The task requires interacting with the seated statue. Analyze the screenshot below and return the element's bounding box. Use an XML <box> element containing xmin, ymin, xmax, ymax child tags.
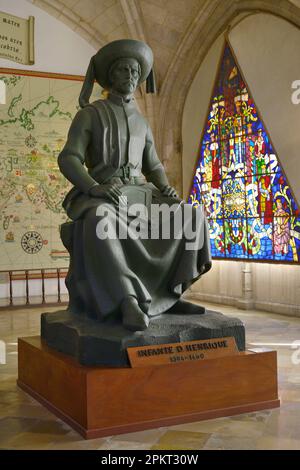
<box><xmin>57</xmin><ymin>39</ymin><xmax>212</xmax><ymax>332</ymax></box>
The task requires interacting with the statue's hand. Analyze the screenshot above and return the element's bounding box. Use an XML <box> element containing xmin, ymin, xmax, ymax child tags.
<box><xmin>161</xmin><ymin>185</ymin><xmax>179</xmax><ymax>198</ymax></box>
<box><xmin>89</xmin><ymin>183</ymin><xmax>126</xmax><ymax>206</ymax></box>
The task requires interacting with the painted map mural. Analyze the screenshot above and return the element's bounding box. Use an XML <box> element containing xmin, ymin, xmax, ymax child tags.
<box><xmin>0</xmin><ymin>71</ymin><xmax>99</xmax><ymax>270</ymax></box>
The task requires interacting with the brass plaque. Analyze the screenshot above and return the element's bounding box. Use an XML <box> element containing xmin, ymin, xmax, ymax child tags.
<box><xmin>127</xmin><ymin>337</ymin><xmax>239</xmax><ymax>368</ymax></box>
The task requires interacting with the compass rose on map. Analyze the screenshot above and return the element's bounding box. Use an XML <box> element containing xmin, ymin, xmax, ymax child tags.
<box><xmin>21</xmin><ymin>231</ymin><xmax>43</xmax><ymax>254</ymax></box>
<box><xmin>25</xmin><ymin>134</ymin><xmax>37</xmax><ymax>148</ymax></box>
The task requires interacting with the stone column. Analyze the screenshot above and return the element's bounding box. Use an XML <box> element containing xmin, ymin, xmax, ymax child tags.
<box><xmin>237</xmin><ymin>262</ymin><xmax>254</xmax><ymax>310</ymax></box>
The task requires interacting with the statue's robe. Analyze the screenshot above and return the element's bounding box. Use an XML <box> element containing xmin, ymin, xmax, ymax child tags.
<box><xmin>58</xmin><ymin>93</ymin><xmax>211</xmax><ymax>320</ymax></box>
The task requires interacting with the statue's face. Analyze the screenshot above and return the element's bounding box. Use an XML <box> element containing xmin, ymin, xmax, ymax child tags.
<box><xmin>109</xmin><ymin>58</ymin><xmax>140</xmax><ymax>95</ymax></box>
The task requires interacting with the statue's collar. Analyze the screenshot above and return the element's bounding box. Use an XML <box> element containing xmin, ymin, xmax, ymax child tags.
<box><xmin>108</xmin><ymin>92</ymin><xmax>135</xmax><ymax>107</ymax></box>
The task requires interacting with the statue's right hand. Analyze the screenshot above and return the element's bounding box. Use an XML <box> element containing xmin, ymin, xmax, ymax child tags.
<box><xmin>88</xmin><ymin>183</ymin><xmax>126</xmax><ymax>206</ymax></box>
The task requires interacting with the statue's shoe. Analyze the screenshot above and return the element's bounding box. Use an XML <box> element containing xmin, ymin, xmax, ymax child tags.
<box><xmin>122</xmin><ymin>296</ymin><xmax>150</xmax><ymax>331</ymax></box>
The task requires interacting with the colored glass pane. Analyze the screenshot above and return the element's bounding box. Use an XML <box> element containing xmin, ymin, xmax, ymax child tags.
<box><xmin>189</xmin><ymin>41</ymin><xmax>300</xmax><ymax>262</ymax></box>
<box><xmin>225</xmin><ymin>218</ymin><xmax>248</xmax><ymax>259</ymax></box>
<box><xmin>207</xmin><ymin>219</ymin><xmax>225</xmax><ymax>258</ymax></box>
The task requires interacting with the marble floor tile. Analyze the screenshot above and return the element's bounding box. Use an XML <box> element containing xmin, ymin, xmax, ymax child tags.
<box><xmin>229</xmin><ymin>410</ymin><xmax>272</xmax><ymax>423</ymax></box>
<box><xmin>110</xmin><ymin>428</ymin><xmax>166</xmax><ymax>445</ymax></box>
<box><xmin>0</xmin><ymin>403</ymin><xmax>59</xmax><ymax>420</ymax></box>
<box><xmin>263</xmin><ymin>410</ymin><xmax>300</xmax><ymax>439</ymax></box>
<box><xmin>151</xmin><ymin>430</ymin><xmax>211</xmax><ymax>450</ymax></box>
<box><xmin>47</xmin><ymin>437</ymin><xmax>111</xmax><ymax>450</ymax></box>
<box><xmin>0</xmin><ymin>416</ymin><xmax>38</xmax><ymax>437</ymax></box>
<box><xmin>203</xmin><ymin>434</ymin><xmax>259</xmax><ymax>450</ymax></box>
<box><xmin>169</xmin><ymin>417</ymin><xmax>266</xmax><ymax>438</ymax></box>
<box><xmin>98</xmin><ymin>440</ymin><xmax>152</xmax><ymax>450</ymax></box>
<box><xmin>280</xmin><ymin>401</ymin><xmax>300</xmax><ymax>413</ymax></box>
<box><xmin>256</xmin><ymin>436</ymin><xmax>300</xmax><ymax>450</ymax></box>
<box><xmin>168</xmin><ymin>418</ymin><xmax>229</xmax><ymax>434</ymax></box>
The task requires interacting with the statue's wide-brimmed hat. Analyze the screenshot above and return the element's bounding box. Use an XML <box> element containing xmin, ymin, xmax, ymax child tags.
<box><xmin>94</xmin><ymin>39</ymin><xmax>153</xmax><ymax>88</ymax></box>
<box><xmin>79</xmin><ymin>39</ymin><xmax>154</xmax><ymax>108</ymax></box>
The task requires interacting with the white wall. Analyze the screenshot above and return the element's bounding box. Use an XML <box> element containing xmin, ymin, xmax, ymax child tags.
<box><xmin>182</xmin><ymin>34</ymin><xmax>224</xmax><ymax>199</ymax></box>
<box><xmin>183</xmin><ymin>13</ymin><xmax>300</xmax><ymax>316</ymax></box>
<box><xmin>0</xmin><ymin>0</ymin><xmax>96</xmax><ymax>75</ymax></box>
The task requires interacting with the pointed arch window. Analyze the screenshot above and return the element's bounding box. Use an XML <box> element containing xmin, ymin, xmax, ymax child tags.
<box><xmin>188</xmin><ymin>41</ymin><xmax>300</xmax><ymax>262</ymax></box>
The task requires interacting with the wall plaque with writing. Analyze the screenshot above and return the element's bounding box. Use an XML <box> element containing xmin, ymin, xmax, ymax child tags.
<box><xmin>127</xmin><ymin>337</ymin><xmax>239</xmax><ymax>368</ymax></box>
<box><xmin>0</xmin><ymin>11</ymin><xmax>34</xmax><ymax>65</ymax></box>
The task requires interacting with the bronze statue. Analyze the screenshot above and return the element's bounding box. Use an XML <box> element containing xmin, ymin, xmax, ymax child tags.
<box><xmin>57</xmin><ymin>39</ymin><xmax>211</xmax><ymax>332</ymax></box>
<box><xmin>41</xmin><ymin>40</ymin><xmax>246</xmax><ymax>366</ymax></box>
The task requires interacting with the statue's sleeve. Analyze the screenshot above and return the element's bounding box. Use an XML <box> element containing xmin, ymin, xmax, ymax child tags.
<box><xmin>142</xmin><ymin>124</ymin><xmax>169</xmax><ymax>190</ymax></box>
<box><xmin>58</xmin><ymin>107</ymin><xmax>98</xmax><ymax>194</ymax></box>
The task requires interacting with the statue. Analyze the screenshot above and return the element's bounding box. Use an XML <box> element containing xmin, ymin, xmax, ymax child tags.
<box><xmin>41</xmin><ymin>39</ymin><xmax>245</xmax><ymax>365</ymax></box>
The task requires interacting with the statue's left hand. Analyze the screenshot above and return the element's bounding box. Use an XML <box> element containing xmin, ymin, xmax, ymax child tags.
<box><xmin>89</xmin><ymin>183</ymin><xmax>127</xmax><ymax>206</ymax></box>
<box><xmin>161</xmin><ymin>185</ymin><xmax>179</xmax><ymax>198</ymax></box>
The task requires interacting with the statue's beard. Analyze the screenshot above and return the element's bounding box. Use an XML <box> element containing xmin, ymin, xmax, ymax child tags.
<box><xmin>112</xmin><ymin>79</ymin><xmax>136</xmax><ymax>95</ymax></box>
<box><xmin>122</xmin><ymin>81</ymin><xmax>136</xmax><ymax>93</ymax></box>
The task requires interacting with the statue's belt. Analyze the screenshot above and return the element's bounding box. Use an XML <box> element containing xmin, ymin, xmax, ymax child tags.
<box><xmin>112</xmin><ymin>166</ymin><xmax>142</xmax><ymax>179</ymax></box>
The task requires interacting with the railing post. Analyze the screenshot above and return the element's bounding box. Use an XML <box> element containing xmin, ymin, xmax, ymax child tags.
<box><xmin>0</xmin><ymin>267</ymin><xmax>68</xmax><ymax>308</ymax></box>
<box><xmin>8</xmin><ymin>271</ymin><xmax>13</xmax><ymax>306</ymax></box>
<box><xmin>25</xmin><ymin>270</ymin><xmax>29</xmax><ymax>305</ymax></box>
<box><xmin>41</xmin><ymin>269</ymin><xmax>45</xmax><ymax>304</ymax></box>
<box><xmin>57</xmin><ymin>268</ymin><xmax>61</xmax><ymax>303</ymax></box>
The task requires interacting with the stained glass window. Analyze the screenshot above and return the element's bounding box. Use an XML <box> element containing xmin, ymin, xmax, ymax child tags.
<box><xmin>188</xmin><ymin>42</ymin><xmax>300</xmax><ymax>262</ymax></box>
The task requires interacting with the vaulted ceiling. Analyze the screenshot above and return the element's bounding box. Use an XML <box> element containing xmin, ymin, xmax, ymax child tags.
<box><xmin>29</xmin><ymin>0</ymin><xmax>207</xmax><ymax>87</ymax></box>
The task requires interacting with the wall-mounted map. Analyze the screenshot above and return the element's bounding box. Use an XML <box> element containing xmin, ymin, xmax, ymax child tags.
<box><xmin>0</xmin><ymin>69</ymin><xmax>99</xmax><ymax>271</ymax></box>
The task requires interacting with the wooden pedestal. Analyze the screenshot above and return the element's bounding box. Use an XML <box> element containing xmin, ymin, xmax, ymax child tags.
<box><xmin>17</xmin><ymin>336</ymin><xmax>280</xmax><ymax>439</ymax></box>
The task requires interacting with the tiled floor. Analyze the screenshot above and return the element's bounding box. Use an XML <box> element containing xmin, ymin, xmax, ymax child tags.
<box><xmin>0</xmin><ymin>301</ymin><xmax>300</xmax><ymax>450</ymax></box>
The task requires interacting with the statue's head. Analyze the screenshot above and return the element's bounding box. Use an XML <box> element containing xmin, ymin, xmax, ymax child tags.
<box><xmin>79</xmin><ymin>39</ymin><xmax>154</xmax><ymax>107</ymax></box>
<box><xmin>108</xmin><ymin>57</ymin><xmax>141</xmax><ymax>95</ymax></box>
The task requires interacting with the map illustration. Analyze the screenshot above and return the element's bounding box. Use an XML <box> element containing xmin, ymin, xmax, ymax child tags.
<box><xmin>0</xmin><ymin>71</ymin><xmax>99</xmax><ymax>270</ymax></box>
